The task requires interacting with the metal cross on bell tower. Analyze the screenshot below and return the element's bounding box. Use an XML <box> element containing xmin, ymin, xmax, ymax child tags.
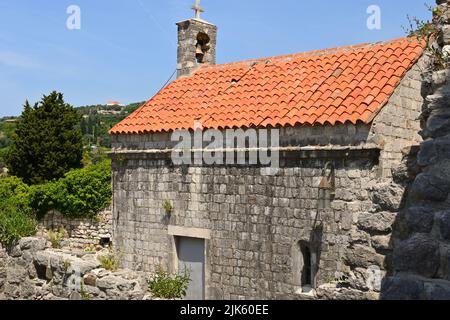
<box><xmin>192</xmin><ymin>0</ymin><xmax>204</xmax><ymax>20</ymax></box>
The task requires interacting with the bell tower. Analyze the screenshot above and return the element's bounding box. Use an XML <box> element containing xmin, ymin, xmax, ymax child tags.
<box><xmin>176</xmin><ymin>0</ymin><xmax>217</xmax><ymax>78</ymax></box>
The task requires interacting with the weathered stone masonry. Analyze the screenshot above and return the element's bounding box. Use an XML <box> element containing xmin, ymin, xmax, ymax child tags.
<box><xmin>381</xmin><ymin>0</ymin><xmax>450</xmax><ymax>300</ymax></box>
<box><xmin>110</xmin><ymin>53</ymin><xmax>427</xmax><ymax>299</ymax></box>
<box><xmin>0</xmin><ymin>238</ymin><xmax>148</xmax><ymax>300</ymax></box>
<box><xmin>37</xmin><ymin>209</ymin><xmax>112</xmax><ymax>248</ymax></box>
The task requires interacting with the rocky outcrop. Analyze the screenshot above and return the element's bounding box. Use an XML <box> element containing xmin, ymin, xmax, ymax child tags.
<box><xmin>357</xmin><ymin>212</ymin><xmax>396</xmax><ymax>233</ymax></box>
<box><xmin>315</xmin><ymin>283</ymin><xmax>380</xmax><ymax>300</ymax></box>
<box><xmin>393</xmin><ymin>234</ymin><xmax>441</xmax><ymax>278</ymax></box>
<box><xmin>382</xmin><ymin>0</ymin><xmax>450</xmax><ymax>300</ymax></box>
<box><xmin>0</xmin><ymin>238</ymin><xmax>149</xmax><ymax>300</ymax></box>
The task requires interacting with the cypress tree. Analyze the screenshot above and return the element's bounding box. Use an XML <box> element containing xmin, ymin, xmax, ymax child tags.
<box><xmin>6</xmin><ymin>91</ymin><xmax>83</xmax><ymax>184</ymax></box>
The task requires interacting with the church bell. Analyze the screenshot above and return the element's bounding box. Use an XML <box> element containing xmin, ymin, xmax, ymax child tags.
<box><xmin>196</xmin><ymin>43</ymin><xmax>205</xmax><ymax>60</ymax></box>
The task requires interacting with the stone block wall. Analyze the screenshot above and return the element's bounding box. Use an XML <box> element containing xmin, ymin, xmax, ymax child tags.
<box><xmin>111</xmin><ymin>148</ymin><xmax>399</xmax><ymax>299</ymax></box>
<box><xmin>37</xmin><ymin>209</ymin><xmax>112</xmax><ymax>248</ymax></box>
<box><xmin>370</xmin><ymin>54</ymin><xmax>428</xmax><ymax>179</ymax></box>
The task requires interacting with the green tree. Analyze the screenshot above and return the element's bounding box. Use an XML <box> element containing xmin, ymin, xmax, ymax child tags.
<box><xmin>6</xmin><ymin>91</ymin><xmax>83</xmax><ymax>184</ymax></box>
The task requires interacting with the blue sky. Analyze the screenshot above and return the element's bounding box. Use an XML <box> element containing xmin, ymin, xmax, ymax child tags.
<box><xmin>0</xmin><ymin>0</ymin><xmax>433</xmax><ymax>117</ymax></box>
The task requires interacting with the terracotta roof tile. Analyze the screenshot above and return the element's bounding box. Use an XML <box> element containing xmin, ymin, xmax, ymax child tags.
<box><xmin>110</xmin><ymin>37</ymin><xmax>425</xmax><ymax>134</ymax></box>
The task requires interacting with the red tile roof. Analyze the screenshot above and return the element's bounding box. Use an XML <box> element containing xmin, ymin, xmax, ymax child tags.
<box><xmin>110</xmin><ymin>37</ymin><xmax>424</xmax><ymax>134</ymax></box>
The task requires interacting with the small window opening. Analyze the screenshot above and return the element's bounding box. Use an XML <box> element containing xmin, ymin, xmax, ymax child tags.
<box><xmin>196</xmin><ymin>32</ymin><xmax>211</xmax><ymax>64</ymax></box>
<box><xmin>300</xmin><ymin>243</ymin><xmax>312</xmax><ymax>286</ymax></box>
<box><xmin>99</xmin><ymin>237</ymin><xmax>111</xmax><ymax>247</ymax></box>
<box><xmin>293</xmin><ymin>241</ymin><xmax>316</xmax><ymax>293</ymax></box>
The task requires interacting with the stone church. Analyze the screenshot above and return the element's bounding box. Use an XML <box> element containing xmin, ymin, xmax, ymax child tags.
<box><xmin>109</xmin><ymin>5</ymin><xmax>428</xmax><ymax>300</ymax></box>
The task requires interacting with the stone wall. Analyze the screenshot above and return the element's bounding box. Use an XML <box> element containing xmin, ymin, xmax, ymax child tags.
<box><xmin>0</xmin><ymin>238</ymin><xmax>148</xmax><ymax>300</ymax></box>
<box><xmin>381</xmin><ymin>0</ymin><xmax>450</xmax><ymax>300</ymax></box>
<box><xmin>111</xmin><ymin>147</ymin><xmax>402</xmax><ymax>299</ymax></box>
<box><xmin>370</xmin><ymin>55</ymin><xmax>427</xmax><ymax>179</ymax></box>
<box><xmin>37</xmin><ymin>209</ymin><xmax>112</xmax><ymax>249</ymax></box>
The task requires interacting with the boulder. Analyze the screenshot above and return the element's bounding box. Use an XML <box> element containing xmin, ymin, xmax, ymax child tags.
<box><xmin>418</xmin><ymin>136</ymin><xmax>450</xmax><ymax>167</ymax></box>
<box><xmin>344</xmin><ymin>245</ymin><xmax>385</xmax><ymax>268</ymax></box>
<box><xmin>34</xmin><ymin>250</ymin><xmax>100</xmax><ymax>275</ymax></box>
<box><xmin>18</xmin><ymin>238</ymin><xmax>47</xmax><ymax>252</ymax></box>
<box><xmin>404</xmin><ymin>206</ymin><xmax>436</xmax><ymax>234</ymax></box>
<box><xmin>369</xmin><ymin>183</ymin><xmax>404</xmax><ymax>212</ymax></box>
<box><xmin>83</xmin><ymin>273</ymin><xmax>97</xmax><ymax>287</ymax></box>
<box><xmin>409</xmin><ymin>173</ymin><xmax>450</xmax><ymax>202</ymax></box>
<box><xmin>69</xmin><ymin>291</ymin><xmax>82</xmax><ymax>300</ymax></box>
<box><xmin>357</xmin><ymin>212</ymin><xmax>396</xmax><ymax>233</ymax></box>
<box><xmin>316</xmin><ymin>284</ymin><xmax>378</xmax><ymax>300</ymax></box>
<box><xmin>436</xmin><ymin>210</ymin><xmax>450</xmax><ymax>240</ymax></box>
<box><xmin>84</xmin><ymin>285</ymin><xmax>101</xmax><ymax>298</ymax></box>
<box><xmin>425</xmin><ymin>281</ymin><xmax>450</xmax><ymax>300</ymax></box>
<box><xmin>371</xmin><ymin>235</ymin><xmax>392</xmax><ymax>251</ymax></box>
<box><xmin>97</xmin><ymin>275</ymin><xmax>135</xmax><ymax>291</ymax></box>
<box><xmin>8</xmin><ymin>243</ymin><xmax>23</xmax><ymax>258</ymax></box>
<box><xmin>6</xmin><ymin>265</ymin><xmax>28</xmax><ymax>285</ymax></box>
<box><xmin>393</xmin><ymin>234</ymin><xmax>440</xmax><ymax>278</ymax></box>
<box><xmin>381</xmin><ymin>276</ymin><xmax>425</xmax><ymax>300</ymax></box>
<box><xmin>91</xmin><ymin>268</ymin><xmax>112</xmax><ymax>279</ymax></box>
<box><xmin>20</xmin><ymin>282</ymin><xmax>36</xmax><ymax>299</ymax></box>
<box><xmin>425</xmin><ymin>108</ymin><xmax>450</xmax><ymax>138</ymax></box>
<box><xmin>415</xmin><ymin>160</ymin><xmax>450</xmax><ymax>198</ymax></box>
<box><xmin>350</xmin><ymin>266</ymin><xmax>386</xmax><ymax>293</ymax></box>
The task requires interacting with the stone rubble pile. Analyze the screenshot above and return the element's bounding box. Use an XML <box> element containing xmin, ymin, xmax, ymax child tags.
<box><xmin>0</xmin><ymin>238</ymin><xmax>149</xmax><ymax>300</ymax></box>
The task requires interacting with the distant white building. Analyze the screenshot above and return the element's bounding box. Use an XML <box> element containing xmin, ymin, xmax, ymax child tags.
<box><xmin>106</xmin><ymin>101</ymin><xmax>124</xmax><ymax>107</ymax></box>
<box><xmin>98</xmin><ymin>110</ymin><xmax>122</xmax><ymax>115</ymax></box>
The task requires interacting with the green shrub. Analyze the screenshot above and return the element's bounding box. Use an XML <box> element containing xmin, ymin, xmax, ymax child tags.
<box><xmin>28</xmin><ymin>160</ymin><xmax>112</xmax><ymax>219</ymax></box>
<box><xmin>0</xmin><ymin>200</ymin><xmax>36</xmax><ymax>245</ymax></box>
<box><xmin>0</xmin><ymin>176</ymin><xmax>30</xmax><ymax>210</ymax></box>
<box><xmin>62</xmin><ymin>259</ymin><xmax>71</xmax><ymax>272</ymax></box>
<box><xmin>80</xmin><ymin>283</ymin><xmax>92</xmax><ymax>300</ymax></box>
<box><xmin>97</xmin><ymin>249</ymin><xmax>120</xmax><ymax>271</ymax></box>
<box><xmin>0</xmin><ymin>160</ymin><xmax>111</xmax><ymax>224</ymax></box>
<box><xmin>47</xmin><ymin>227</ymin><xmax>66</xmax><ymax>249</ymax></box>
<box><xmin>148</xmin><ymin>267</ymin><xmax>191</xmax><ymax>299</ymax></box>
<box><xmin>162</xmin><ymin>200</ymin><xmax>173</xmax><ymax>215</ymax></box>
<box><xmin>28</xmin><ymin>182</ymin><xmax>64</xmax><ymax>219</ymax></box>
<box><xmin>0</xmin><ymin>176</ymin><xmax>29</xmax><ymax>200</ymax></box>
<box><xmin>58</xmin><ymin>160</ymin><xmax>111</xmax><ymax>218</ymax></box>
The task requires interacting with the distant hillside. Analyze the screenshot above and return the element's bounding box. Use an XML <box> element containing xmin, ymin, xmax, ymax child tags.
<box><xmin>0</xmin><ymin>101</ymin><xmax>145</xmax><ymax>151</ymax></box>
<box><xmin>77</xmin><ymin>102</ymin><xmax>144</xmax><ymax>116</ymax></box>
<box><xmin>79</xmin><ymin>102</ymin><xmax>145</xmax><ymax>147</ymax></box>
